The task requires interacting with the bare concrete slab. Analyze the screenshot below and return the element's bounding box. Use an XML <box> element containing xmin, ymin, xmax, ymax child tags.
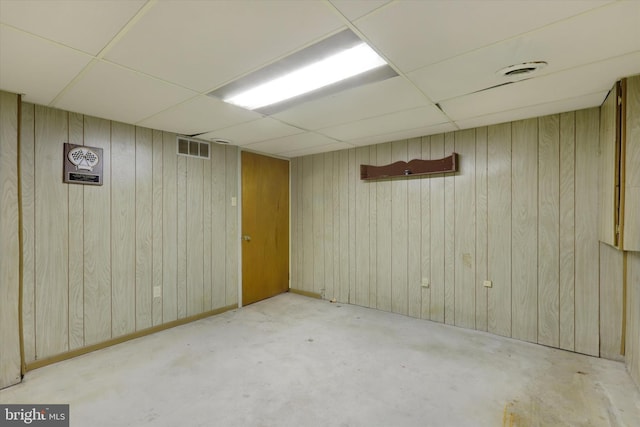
<box><xmin>1</xmin><ymin>293</ymin><xmax>638</xmax><ymax>426</ymax></box>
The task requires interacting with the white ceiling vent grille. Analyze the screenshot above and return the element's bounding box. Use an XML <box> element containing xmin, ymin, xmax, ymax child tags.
<box><xmin>177</xmin><ymin>136</ymin><xmax>210</xmax><ymax>159</ymax></box>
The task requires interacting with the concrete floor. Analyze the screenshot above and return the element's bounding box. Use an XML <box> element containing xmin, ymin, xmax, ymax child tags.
<box><xmin>1</xmin><ymin>293</ymin><xmax>639</xmax><ymax>427</ymax></box>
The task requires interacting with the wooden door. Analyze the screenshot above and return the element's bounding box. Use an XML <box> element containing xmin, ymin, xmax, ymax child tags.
<box><xmin>241</xmin><ymin>151</ymin><xmax>289</xmax><ymax>305</ymax></box>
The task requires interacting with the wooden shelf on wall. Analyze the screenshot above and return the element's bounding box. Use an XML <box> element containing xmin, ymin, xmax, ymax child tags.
<box><xmin>360</xmin><ymin>152</ymin><xmax>458</xmax><ymax>180</ymax></box>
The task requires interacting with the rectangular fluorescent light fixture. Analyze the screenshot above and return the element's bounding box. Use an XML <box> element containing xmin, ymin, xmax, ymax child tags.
<box><xmin>208</xmin><ymin>30</ymin><xmax>397</xmax><ymax>115</ymax></box>
<box><xmin>225</xmin><ymin>43</ymin><xmax>386</xmax><ymax>110</ymax></box>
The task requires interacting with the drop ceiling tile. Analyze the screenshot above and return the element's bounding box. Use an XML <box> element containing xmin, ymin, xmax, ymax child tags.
<box><xmin>273</xmin><ymin>76</ymin><xmax>430</xmax><ymax>130</ymax></box>
<box><xmin>54</xmin><ymin>61</ymin><xmax>197</xmax><ymax>125</ymax></box>
<box><xmin>105</xmin><ymin>0</ymin><xmax>345</xmax><ymax>92</ymax></box>
<box><xmin>0</xmin><ymin>26</ymin><xmax>93</xmax><ymax>105</ymax></box>
<box><xmin>282</xmin><ymin>142</ymin><xmax>355</xmax><ymax>158</ymax></box>
<box><xmin>318</xmin><ymin>105</ymin><xmax>449</xmax><ymax>141</ymax></box>
<box><xmin>440</xmin><ymin>52</ymin><xmax>640</xmax><ymax>121</ymax></box>
<box><xmin>138</xmin><ymin>95</ymin><xmax>260</xmax><ymax>136</ymax></box>
<box><xmin>243</xmin><ymin>132</ymin><xmax>338</xmax><ymax>155</ymax></box>
<box><xmin>454</xmin><ymin>91</ymin><xmax>608</xmax><ymax>130</ymax></box>
<box><xmin>199</xmin><ymin>118</ymin><xmax>304</xmax><ymax>146</ymax></box>
<box><xmin>328</xmin><ymin>0</ymin><xmax>392</xmax><ymax>20</ymax></box>
<box><xmin>409</xmin><ymin>0</ymin><xmax>640</xmax><ymax>102</ymax></box>
<box><xmin>348</xmin><ymin>122</ymin><xmax>458</xmax><ymax>147</ymax></box>
<box><xmin>0</xmin><ymin>0</ymin><xmax>146</xmax><ymax>55</ymax></box>
<box><xmin>354</xmin><ymin>0</ymin><xmax>612</xmax><ymax>73</ymax></box>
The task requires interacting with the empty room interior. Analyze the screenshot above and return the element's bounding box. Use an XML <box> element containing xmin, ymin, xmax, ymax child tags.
<box><xmin>1</xmin><ymin>1</ymin><xmax>640</xmax><ymax>426</ymax></box>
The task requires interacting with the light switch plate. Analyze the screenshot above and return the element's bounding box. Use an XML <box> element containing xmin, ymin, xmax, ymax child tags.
<box><xmin>153</xmin><ymin>286</ymin><xmax>162</xmax><ymax>298</ymax></box>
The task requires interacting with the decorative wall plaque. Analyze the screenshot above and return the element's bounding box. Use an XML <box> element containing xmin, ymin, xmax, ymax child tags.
<box><xmin>63</xmin><ymin>143</ymin><xmax>103</xmax><ymax>185</ymax></box>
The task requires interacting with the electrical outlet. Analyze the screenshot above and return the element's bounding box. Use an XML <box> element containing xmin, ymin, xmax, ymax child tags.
<box><xmin>483</xmin><ymin>280</ymin><xmax>493</xmax><ymax>288</ymax></box>
<box><xmin>153</xmin><ymin>286</ymin><xmax>162</xmax><ymax>298</ymax></box>
<box><xmin>421</xmin><ymin>278</ymin><xmax>430</xmax><ymax>288</ymax></box>
<box><xmin>231</xmin><ymin>196</ymin><xmax>237</xmax><ymax>207</ymax></box>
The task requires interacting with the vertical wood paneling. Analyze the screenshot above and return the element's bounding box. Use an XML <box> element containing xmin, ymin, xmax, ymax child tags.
<box><xmin>429</xmin><ymin>135</ymin><xmax>445</xmax><ymax>322</ymax></box>
<box><xmin>391</xmin><ymin>140</ymin><xmax>409</xmax><ymax>315</ymax></box>
<box><xmin>574</xmin><ymin>108</ymin><xmax>600</xmax><ymax>357</ymax></box>
<box><xmin>323</xmin><ymin>153</ymin><xmax>334</xmax><ymax>301</ymax></box>
<box><xmin>355</xmin><ymin>147</ymin><xmax>370</xmax><ymax>306</ymax></box>
<box><xmin>332</xmin><ymin>153</ymin><xmax>342</xmax><ymax>301</ymax></box>
<box><xmin>20</xmin><ymin>102</ymin><xmax>35</xmax><ymax>363</ymax></box>
<box><xmin>67</xmin><ymin>112</ymin><xmax>84</xmax><ymax>350</ymax></box>
<box><xmin>599</xmin><ymin>242</ymin><xmax>623</xmax><ymax>361</ymax></box>
<box><xmin>391</xmin><ymin>141</ymin><xmax>409</xmax><ymax>315</ymax></box>
<box><xmin>624</xmin><ymin>75</ymin><xmax>640</xmax><ymax>250</ymax></box>
<box><xmin>559</xmin><ymin>112</ymin><xmax>576</xmax><ymax>351</ymax></box>
<box><xmin>151</xmin><ymin>130</ymin><xmax>163</xmax><ymax>326</ymax></box>
<box><xmin>162</xmin><ymin>132</ymin><xmax>178</xmax><ymax>322</ymax></box>
<box><xmin>347</xmin><ymin>149</ymin><xmax>356</xmax><ymax>302</ymax></box>
<box><xmin>35</xmin><ymin>105</ymin><xmax>69</xmax><ymax>357</ymax></box>
<box><xmin>511</xmin><ymin>118</ymin><xmax>538</xmax><ymax>343</ymax></box>
<box><xmin>627</xmin><ymin>252</ymin><xmax>640</xmax><ymax>387</ymax></box>
<box><xmin>111</xmin><ymin>122</ymin><xmax>136</xmax><ymax>337</ymax></box>
<box><xmin>598</xmin><ymin>89</ymin><xmax>617</xmax><ymax>246</ymax></box>
<box><xmin>302</xmin><ymin>155</ymin><xmax>314</xmax><ymax>293</ymax></box>
<box><xmin>538</xmin><ymin>115</ymin><xmax>560</xmax><ymax>347</ymax></box>
<box><xmin>475</xmin><ymin>127</ymin><xmax>488</xmax><ymax>331</ymax></box>
<box><xmin>487</xmin><ymin>123</ymin><xmax>512</xmax><ymax>337</ymax></box>
<box><xmin>0</xmin><ymin>91</ymin><xmax>21</xmax><ymax>388</ymax></box>
<box><xmin>225</xmin><ymin>146</ymin><xmax>238</xmax><ymax>305</ymax></box>
<box><xmin>376</xmin><ymin>143</ymin><xmax>392</xmax><ymax>311</ymax></box>
<box><xmin>368</xmin><ymin>148</ymin><xmax>378</xmax><ymax>308</ymax></box>
<box><xmin>338</xmin><ymin>150</ymin><xmax>350</xmax><ymax>303</ymax></box>
<box><xmin>290</xmin><ymin>158</ymin><xmax>299</xmax><ymax>296</ymax></box>
<box><xmin>83</xmin><ymin>116</ymin><xmax>111</xmax><ymax>346</ymax></box>
<box><xmin>176</xmin><ymin>155</ymin><xmax>187</xmax><ymax>317</ymax></box>
<box><xmin>210</xmin><ymin>143</ymin><xmax>226</xmax><ymax>308</ymax></box>
<box><xmin>313</xmin><ymin>154</ymin><xmax>325</xmax><ymax>296</ymax></box>
<box><xmin>420</xmin><ymin>136</ymin><xmax>431</xmax><ymax>320</ymax></box>
<box><xmin>454</xmin><ymin>129</ymin><xmax>476</xmax><ymax>329</ymax></box>
<box><xmin>203</xmin><ymin>152</ymin><xmax>212</xmax><ymax>311</ymax></box>
<box><xmin>186</xmin><ymin>157</ymin><xmax>204</xmax><ymax>316</ymax></box>
<box><xmin>444</xmin><ymin>133</ymin><xmax>455</xmax><ymax>325</ymax></box>
<box><xmin>135</xmin><ymin>127</ymin><xmax>153</xmax><ymax>330</ymax></box>
<box><xmin>407</xmin><ymin>138</ymin><xmax>422</xmax><ymax>319</ymax></box>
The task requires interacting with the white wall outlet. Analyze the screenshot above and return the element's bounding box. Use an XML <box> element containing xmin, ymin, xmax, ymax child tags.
<box><xmin>483</xmin><ymin>280</ymin><xmax>493</xmax><ymax>288</ymax></box>
<box><xmin>153</xmin><ymin>286</ymin><xmax>162</xmax><ymax>298</ymax></box>
<box><xmin>421</xmin><ymin>278</ymin><xmax>430</xmax><ymax>288</ymax></box>
<box><xmin>231</xmin><ymin>196</ymin><xmax>237</xmax><ymax>207</ymax></box>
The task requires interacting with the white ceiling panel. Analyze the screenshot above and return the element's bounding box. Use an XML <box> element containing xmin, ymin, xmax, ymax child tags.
<box><xmin>354</xmin><ymin>0</ymin><xmax>612</xmax><ymax>73</ymax></box>
<box><xmin>319</xmin><ymin>106</ymin><xmax>449</xmax><ymax>141</ymax></box>
<box><xmin>0</xmin><ymin>26</ymin><xmax>93</xmax><ymax>105</ymax></box>
<box><xmin>54</xmin><ymin>61</ymin><xmax>197</xmax><ymax>125</ymax></box>
<box><xmin>328</xmin><ymin>0</ymin><xmax>392</xmax><ymax>20</ymax></box>
<box><xmin>409</xmin><ymin>0</ymin><xmax>640</xmax><ymax>102</ymax></box>
<box><xmin>105</xmin><ymin>0</ymin><xmax>344</xmax><ymax>92</ymax></box>
<box><xmin>243</xmin><ymin>132</ymin><xmax>339</xmax><ymax>155</ymax></box>
<box><xmin>348</xmin><ymin>122</ymin><xmax>458</xmax><ymax>147</ymax></box>
<box><xmin>199</xmin><ymin>118</ymin><xmax>304</xmax><ymax>147</ymax></box>
<box><xmin>282</xmin><ymin>141</ymin><xmax>355</xmax><ymax>158</ymax></box>
<box><xmin>0</xmin><ymin>0</ymin><xmax>146</xmax><ymax>55</ymax></box>
<box><xmin>138</xmin><ymin>95</ymin><xmax>260</xmax><ymax>136</ymax></box>
<box><xmin>454</xmin><ymin>91</ymin><xmax>609</xmax><ymax>130</ymax></box>
<box><xmin>441</xmin><ymin>52</ymin><xmax>640</xmax><ymax>121</ymax></box>
<box><xmin>273</xmin><ymin>76</ymin><xmax>430</xmax><ymax>130</ymax></box>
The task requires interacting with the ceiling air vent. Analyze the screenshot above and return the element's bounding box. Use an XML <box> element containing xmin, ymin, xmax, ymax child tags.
<box><xmin>177</xmin><ymin>136</ymin><xmax>210</xmax><ymax>160</ymax></box>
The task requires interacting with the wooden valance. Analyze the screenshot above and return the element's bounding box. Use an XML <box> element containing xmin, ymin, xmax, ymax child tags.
<box><xmin>360</xmin><ymin>153</ymin><xmax>457</xmax><ymax>180</ymax></box>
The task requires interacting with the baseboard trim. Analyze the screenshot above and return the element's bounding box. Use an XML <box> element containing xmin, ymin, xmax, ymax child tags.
<box><xmin>25</xmin><ymin>304</ymin><xmax>238</xmax><ymax>372</ymax></box>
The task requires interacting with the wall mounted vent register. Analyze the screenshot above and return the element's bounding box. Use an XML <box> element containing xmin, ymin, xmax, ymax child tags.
<box><xmin>177</xmin><ymin>136</ymin><xmax>210</xmax><ymax>159</ymax></box>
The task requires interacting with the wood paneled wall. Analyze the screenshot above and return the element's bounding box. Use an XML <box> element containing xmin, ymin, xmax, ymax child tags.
<box><xmin>627</xmin><ymin>252</ymin><xmax>640</xmax><ymax>388</ymax></box>
<box><xmin>20</xmin><ymin>103</ymin><xmax>239</xmax><ymax>363</ymax></box>
<box><xmin>0</xmin><ymin>92</ymin><xmax>21</xmax><ymax>389</ymax></box>
<box><xmin>291</xmin><ymin>108</ymin><xmax>617</xmax><ymax>357</ymax></box>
